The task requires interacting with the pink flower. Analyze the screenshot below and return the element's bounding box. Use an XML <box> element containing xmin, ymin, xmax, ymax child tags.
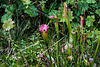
<box><xmin>68</xmin><ymin>56</ymin><xmax>73</xmax><ymax>60</ymax></box>
<box><xmin>18</xmin><ymin>57</ymin><xmax>21</xmax><ymax>59</ymax></box>
<box><xmin>71</xmin><ymin>31</ymin><xmax>76</xmax><ymax>34</ymax></box>
<box><xmin>64</xmin><ymin>43</ymin><xmax>73</xmax><ymax>50</ymax></box>
<box><xmin>13</xmin><ymin>57</ymin><xmax>17</xmax><ymax>60</ymax></box>
<box><xmin>55</xmin><ymin>17</ymin><xmax>58</xmax><ymax>19</ymax></box>
<box><xmin>89</xmin><ymin>58</ymin><xmax>93</xmax><ymax>62</ymax></box>
<box><xmin>80</xmin><ymin>16</ymin><xmax>84</xmax><ymax>28</ymax></box>
<box><xmin>49</xmin><ymin>15</ymin><xmax>55</xmax><ymax>18</ymax></box>
<box><xmin>48</xmin><ymin>15</ymin><xmax>58</xmax><ymax>19</ymax></box>
<box><xmin>39</xmin><ymin>24</ymin><xmax>49</xmax><ymax>32</ymax></box>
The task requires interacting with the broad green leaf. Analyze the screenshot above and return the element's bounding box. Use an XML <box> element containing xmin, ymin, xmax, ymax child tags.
<box><xmin>70</xmin><ymin>0</ymin><xmax>75</xmax><ymax>4</ymax></box>
<box><xmin>95</xmin><ymin>29</ymin><xmax>99</xmax><ymax>35</ymax></box>
<box><xmin>5</xmin><ymin>5</ymin><xmax>14</xmax><ymax>13</ymax></box>
<box><xmin>65</xmin><ymin>0</ymin><xmax>70</xmax><ymax>4</ymax></box>
<box><xmin>67</xmin><ymin>10</ymin><xmax>74</xmax><ymax>22</ymax></box>
<box><xmin>83</xmin><ymin>2</ymin><xmax>89</xmax><ymax>11</ymax></box>
<box><xmin>86</xmin><ymin>15</ymin><xmax>95</xmax><ymax>27</ymax></box>
<box><xmin>24</xmin><ymin>5</ymin><xmax>38</xmax><ymax>17</ymax></box>
<box><xmin>59</xmin><ymin>9</ymin><xmax>74</xmax><ymax>22</ymax></box>
<box><xmin>86</xmin><ymin>0</ymin><xmax>96</xmax><ymax>3</ymax></box>
<box><xmin>1</xmin><ymin>13</ymin><xmax>12</xmax><ymax>23</ymax></box>
<box><xmin>21</xmin><ymin>0</ymin><xmax>31</xmax><ymax>5</ymax></box>
<box><xmin>58</xmin><ymin>6</ymin><xmax>64</xmax><ymax>22</ymax></box>
<box><xmin>39</xmin><ymin>1</ymin><xmax>47</xmax><ymax>11</ymax></box>
<box><xmin>96</xmin><ymin>9</ymin><xmax>100</xmax><ymax>16</ymax></box>
<box><xmin>48</xmin><ymin>10</ymin><xmax>58</xmax><ymax>17</ymax></box>
<box><xmin>1</xmin><ymin>5</ymin><xmax>13</xmax><ymax>23</ymax></box>
<box><xmin>87</xmin><ymin>39</ymin><xmax>91</xmax><ymax>44</ymax></box>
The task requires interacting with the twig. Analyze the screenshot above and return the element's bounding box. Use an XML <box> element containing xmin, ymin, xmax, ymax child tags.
<box><xmin>36</xmin><ymin>58</ymin><xmax>41</xmax><ymax>67</ymax></box>
<box><xmin>22</xmin><ymin>53</ymin><xmax>29</xmax><ymax>66</ymax></box>
<box><xmin>6</xmin><ymin>48</ymin><xmax>12</xmax><ymax>59</ymax></box>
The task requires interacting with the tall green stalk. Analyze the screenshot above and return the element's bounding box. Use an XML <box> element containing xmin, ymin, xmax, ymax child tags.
<box><xmin>91</xmin><ymin>31</ymin><xmax>100</xmax><ymax>66</ymax></box>
<box><xmin>54</xmin><ymin>22</ymin><xmax>59</xmax><ymax>67</ymax></box>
